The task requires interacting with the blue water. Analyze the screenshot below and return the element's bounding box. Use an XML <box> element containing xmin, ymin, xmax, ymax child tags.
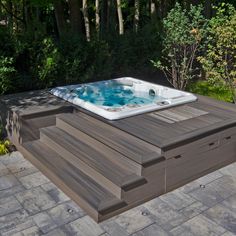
<box><xmin>73</xmin><ymin>82</ymin><xmax>160</xmax><ymax>107</ymax></box>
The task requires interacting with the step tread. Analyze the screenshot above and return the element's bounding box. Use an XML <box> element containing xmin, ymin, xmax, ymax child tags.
<box><xmin>57</xmin><ymin>113</ymin><xmax>162</xmax><ymax>165</ymax></box>
<box><xmin>23</xmin><ymin>140</ymin><xmax>126</xmax><ymax>214</ymax></box>
<box><xmin>40</xmin><ymin>126</ymin><xmax>146</xmax><ymax>189</ymax></box>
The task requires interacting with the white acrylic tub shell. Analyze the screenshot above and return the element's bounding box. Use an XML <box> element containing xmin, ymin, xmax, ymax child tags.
<box><xmin>50</xmin><ymin>77</ymin><xmax>197</xmax><ymax>120</ymax></box>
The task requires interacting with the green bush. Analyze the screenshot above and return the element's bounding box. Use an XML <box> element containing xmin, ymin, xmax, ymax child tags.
<box><xmin>36</xmin><ymin>37</ymin><xmax>60</xmax><ymax>87</ymax></box>
<box><xmin>0</xmin><ymin>56</ymin><xmax>16</xmax><ymax>95</ymax></box>
<box><xmin>85</xmin><ymin>39</ymin><xmax>112</xmax><ymax>82</ymax></box>
<box><xmin>187</xmin><ymin>80</ymin><xmax>233</xmax><ymax>103</ymax></box>
<box><xmin>0</xmin><ymin>140</ymin><xmax>9</xmax><ymax>155</ymax></box>
<box><xmin>0</xmin><ymin>122</ymin><xmax>9</xmax><ymax>155</ymax></box>
<box><xmin>152</xmin><ymin>3</ymin><xmax>207</xmax><ymax>90</ymax></box>
<box><xmin>0</xmin><ymin>27</ymin><xmax>15</xmax><ymax>57</ymax></box>
<box><xmin>57</xmin><ymin>36</ymin><xmax>112</xmax><ymax>85</ymax></box>
<box><xmin>198</xmin><ymin>3</ymin><xmax>236</xmax><ymax>103</ymax></box>
<box><xmin>110</xmin><ymin>23</ymin><xmax>162</xmax><ymax>74</ymax></box>
<box><xmin>10</xmin><ymin>35</ymin><xmax>113</xmax><ymax>90</ymax></box>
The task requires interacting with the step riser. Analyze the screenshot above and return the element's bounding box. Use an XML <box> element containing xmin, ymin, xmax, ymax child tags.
<box><xmin>98</xmin><ymin>190</ymin><xmax>165</xmax><ymax>222</ymax></box>
<box><xmin>56</xmin><ymin>117</ymin><xmax>143</xmax><ymax>175</ymax></box>
<box><xmin>122</xmin><ymin>169</ymin><xmax>165</xmax><ymax>204</ymax></box>
<box><xmin>40</xmin><ymin>132</ymin><xmax>123</xmax><ymax>199</ymax></box>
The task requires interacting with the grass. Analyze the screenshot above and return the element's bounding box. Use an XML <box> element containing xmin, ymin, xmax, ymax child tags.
<box><xmin>187</xmin><ymin>80</ymin><xmax>234</xmax><ymax>103</ymax></box>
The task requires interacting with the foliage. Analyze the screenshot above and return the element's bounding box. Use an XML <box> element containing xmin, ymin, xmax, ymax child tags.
<box><xmin>188</xmin><ymin>80</ymin><xmax>233</xmax><ymax>103</ymax></box>
<box><xmin>152</xmin><ymin>3</ymin><xmax>207</xmax><ymax>90</ymax></box>
<box><xmin>0</xmin><ymin>27</ymin><xmax>15</xmax><ymax>57</ymax></box>
<box><xmin>0</xmin><ymin>56</ymin><xmax>16</xmax><ymax>95</ymax></box>
<box><xmin>85</xmin><ymin>39</ymin><xmax>112</xmax><ymax>81</ymax></box>
<box><xmin>0</xmin><ymin>0</ymin><xmax>235</xmax><ymax>102</ymax></box>
<box><xmin>36</xmin><ymin>38</ymin><xmax>60</xmax><ymax>87</ymax></box>
<box><xmin>0</xmin><ymin>122</ymin><xmax>9</xmax><ymax>155</ymax></box>
<box><xmin>57</xmin><ymin>36</ymin><xmax>112</xmax><ymax>84</ymax></box>
<box><xmin>111</xmin><ymin>23</ymin><xmax>162</xmax><ymax>74</ymax></box>
<box><xmin>3</xmin><ymin>32</ymin><xmax>113</xmax><ymax>91</ymax></box>
<box><xmin>198</xmin><ymin>3</ymin><xmax>236</xmax><ymax>103</ymax></box>
<box><xmin>0</xmin><ymin>140</ymin><xmax>10</xmax><ymax>155</ymax></box>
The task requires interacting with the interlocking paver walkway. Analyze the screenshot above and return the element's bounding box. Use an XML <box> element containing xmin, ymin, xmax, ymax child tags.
<box><xmin>0</xmin><ymin>151</ymin><xmax>235</xmax><ymax>236</ymax></box>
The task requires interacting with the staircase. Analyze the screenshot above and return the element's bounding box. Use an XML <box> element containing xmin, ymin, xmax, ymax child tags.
<box><xmin>20</xmin><ymin>112</ymin><xmax>165</xmax><ymax>222</ymax></box>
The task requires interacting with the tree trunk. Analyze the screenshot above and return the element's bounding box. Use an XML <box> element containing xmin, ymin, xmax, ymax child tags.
<box><xmin>116</xmin><ymin>0</ymin><xmax>124</xmax><ymax>35</ymax></box>
<box><xmin>35</xmin><ymin>6</ymin><xmax>40</xmax><ymax>22</ymax></box>
<box><xmin>82</xmin><ymin>0</ymin><xmax>91</xmax><ymax>41</ymax></box>
<box><xmin>54</xmin><ymin>0</ymin><xmax>67</xmax><ymax>37</ymax></box>
<box><xmin>106</xmin><ymin>0</ymin><xmax>115</xmax><ymax>34</ymax></box>
<box><xmin>150</xmin><ymin>0</ymin><xmax>157</xmax><ymax>21</ymax></box>
<box><xmin>100</xmin><ymin>0</ymin><xmax>107</xmax><ymax>36</ymax></box>
<box><xmin>13</xmin><ymin>2</ymin><xmax>19</xmax><ymax>31</ymax></box>
<box><xmin>95</xmin><ymin>0</ymin><xmax>100</xmax><ymax>34</ymax></box>
<box><xmin>133</xmin><ymin>0</ymin><xmax>139</xmax><ymax>32</ymax></box>
<box><xmin>107</xmin><ymin>0</ymin><xmax>111</xmax><ymax>32</ymax></box>
<box><xmin>68</xmin><ymin>0</ymin><xmax>82</xmax><ymax>35</ymax></box>
<box><xmin>23</xmin><ymin>0</ymin><xmax>30</xmax><ymax>29</ymax></box>
<box><xmin>158</xmin><ymin>0</ymin><xmax>168</xmax><ymax>19</ymax></box>
<box><xmin>204</xmin><ymin>0</ymin><xmax>212</xmax><ymax>18</ymax></box>
<box><xmin>6</xmin><ymin>0</ymin><xmax>13</xmax><ymax>30</ymax></box>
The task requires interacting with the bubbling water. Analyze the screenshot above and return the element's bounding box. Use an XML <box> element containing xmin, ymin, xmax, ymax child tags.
<box><xmin>73</xmin><ymin>81</ymin><xmax>162</xmax><ymax>108</ymax></box>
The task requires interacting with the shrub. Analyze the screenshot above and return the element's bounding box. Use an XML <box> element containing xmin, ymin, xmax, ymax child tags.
<box><xmin>85</xmin><ymin>39</ymin><xmax>112</xmax><ymax>82</ymax></box>
<box><xmin>57</xmin><ymin>36</ymin><xmax>112</xmax><ymax>85</ymax></box>
<box><xmin>110</xmin><ymin>23</ymin><xmax>162</xmax><ymax>75</ymax></box>
<box><xmin>0</xmin><ymin>26</ymin><xmax>15</xmax><ymax>57</ymax></box>
<box><xmin>198</xmin><ymin>3</ymin><xmax>236</xmax><ymax>103</ymax></box>
<box><xmin>36</xmin><ymin>37</ymin><xmax>60</xmax><ymax>87</ymax></box>
<box><xmin>0</xmin><ymin>122</ymin><xmax>9</xmax><ymax>155</ymax></box>
<box><xmin>0</xmin><ymin>140</ymin><xmax>10</xmax><ymax>155</ymax></box>
<box><xmin>0</xmin><ymin>56</ymin><xmax>16</xmax><ymax>95</ymax></box>
<box><xmin>152</xmin><ymin>3</ymin><xmax>207</xmax><ymax>90</ymax></box>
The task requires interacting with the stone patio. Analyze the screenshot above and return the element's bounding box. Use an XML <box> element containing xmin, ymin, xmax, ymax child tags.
<box><xmin>0</xmin><ymin>152</ymin><xmax>235</xmax><ymax>236</ymax></box>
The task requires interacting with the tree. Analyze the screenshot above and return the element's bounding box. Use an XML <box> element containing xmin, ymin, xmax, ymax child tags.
<box><xmin>95</xmin><ymin>0</ymin><xmax>100</xmax><ymax>34</ymax></box>
<box><xmin>68</xmin><ymin>0</ymin><xmax>82</xmax><ymax>35</ymax></box>
<box><xmin>152</xmin><ymin>3</ymin><xmax>207</xmax><ymax>90</ymax></box>
<box><xmin>150</xmin><ymin>0</ymin><xmax>157</xmax><ymax>21</ymax></box>
<box><xmin>133</xmin><ymin>0</ymin><xmax>140</xmax><ymax>32</ymax></box>
<box><xmin>54</xmin><ymin>0</ymin><xmax>67</xmax><ymax>37</ymax></box>
<box><xmin>82</xmin><ymin>0</ymin><xmax>90</xmax><ymax>41</ymax></box>
<box><xmin>198</xmin><ymin>4</ymin><xmax>236</xmax><ymax>103</ymax></box>
<box><xmin>116</xmin><ymin>0</ymin><xmax>124</xmax><ymax>35</ymax></box>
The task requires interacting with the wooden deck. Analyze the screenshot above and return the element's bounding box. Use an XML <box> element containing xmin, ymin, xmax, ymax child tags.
<box><xmin>1</xmin><ymin>90</ymin><xmax>236</xmax><ymax>222</ymax></box>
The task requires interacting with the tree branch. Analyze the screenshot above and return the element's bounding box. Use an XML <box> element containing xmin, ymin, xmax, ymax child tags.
<box><xmin>0</xmin><ymin>1</ymin><xmax>24</xmax><ymax>23</ymax></box>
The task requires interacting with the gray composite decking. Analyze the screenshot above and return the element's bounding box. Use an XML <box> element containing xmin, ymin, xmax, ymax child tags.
<box><xmin>0</xmin><ymin>89</ymin><xmax>236</xmax><ymax>222</ymax></box>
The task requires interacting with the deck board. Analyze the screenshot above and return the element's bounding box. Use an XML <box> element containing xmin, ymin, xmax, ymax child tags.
<box><xmin>111</xmin><ymin>99</ymin><xmax>236</xmax><ymax>149</ymax></box>
<box><xmin>57</xmin><ymin>112</ymin><xmax>162</xmax><ymax>166</ymax></box>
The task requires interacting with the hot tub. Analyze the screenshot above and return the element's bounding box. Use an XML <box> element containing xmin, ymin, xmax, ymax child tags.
<box><xmin>50</xmin><ymin>77</ymin><xmax>197</xmax><ymax>120</ymax></box>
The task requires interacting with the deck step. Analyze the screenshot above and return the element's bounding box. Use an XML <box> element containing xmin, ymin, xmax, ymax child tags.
<box><xmin>40</xmin><ymin>126</ymin><xmax>147</xmax><ymax>199</ymax></box>
<box><xmin>57</xmin><ymin>113</ymin><xmax>162</xmax><ymax>168</ymax></box>
<box><xmin>22</xmin><ymin>140</ymin><xmax>127</xmax><ymax>222</ymax></box>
